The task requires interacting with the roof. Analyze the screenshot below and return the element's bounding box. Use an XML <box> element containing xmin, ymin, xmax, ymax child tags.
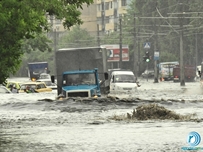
<box><xmin>28</xmin><ymin>62</ymin><xmax>48</xmax><ymax>65</ymax></box>
<box><xmin>111</xmin><ymin>71</ymin><xmax>134</xmax><ymax>75</ymax></box>
<box><xmin>63</xmin><ymin>69</ymin><xmax>97</xmax><ymax>75</ymax></box>
<box><xmin>58</xmin><ymin>46</ymin><xmax>101</xmax><ymax>52</ymax></box>
<box><xmin>21</xmin><ymin>82</ymin><xmax>46</xmax><ymax>85</ymax></box>
<box><xmin>159</xmin><ymin>61</ymin><xmax>179</xmax><ymax>65</ymax></box>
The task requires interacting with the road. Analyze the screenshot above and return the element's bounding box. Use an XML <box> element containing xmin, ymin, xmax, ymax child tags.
<box><xmin>0</xmin><ymin>78</ymin><xmax>203</xmax><ymax>152</ymax></box>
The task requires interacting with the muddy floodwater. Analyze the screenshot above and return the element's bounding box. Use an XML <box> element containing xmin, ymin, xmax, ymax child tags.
<box><xmin>1</xmin><ymin>78</ymin><xmax>203</xmax><ymax>152</ymax></box>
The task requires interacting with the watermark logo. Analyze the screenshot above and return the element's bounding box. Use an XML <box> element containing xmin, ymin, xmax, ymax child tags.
<box><xmin>187</xmin><ymin>131</ymin><xmax>201</xmax><ymax>147</ymax></box>
<box><xmin>182</xmin><ymin>131</ymin><xmax>203</xmax><ymax>151</ymax></box>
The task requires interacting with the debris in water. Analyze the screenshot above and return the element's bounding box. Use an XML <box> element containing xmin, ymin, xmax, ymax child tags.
<box><xmin>110</xmin><ymin>103</ymin><xmax>198</xmax><ymax>121</ymax></box>
<box><xmin>129</xmin><ymin>103</ymin><xmax>182</xmax><ymax>120</ymax></box>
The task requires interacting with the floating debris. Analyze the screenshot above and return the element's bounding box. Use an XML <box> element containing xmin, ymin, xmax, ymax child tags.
<box><xmin>129</xmin><ymin>103</ymin><xmax>182</xmax><ymax>120</ymax></box>
<box><xmin>110</xmin><ymin>103</ymin><xmax>199</xmax><ymax>121</ymax></box>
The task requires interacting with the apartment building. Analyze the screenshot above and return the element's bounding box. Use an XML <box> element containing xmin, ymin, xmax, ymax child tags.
<box><xmin>79</xmin><ymin>0</ymin><xmax>98</xmax><ymax>36</ymax></box>
<box><xmin>79</xmin><ymin>0</ymin><xmax>131</xmax><ymax>35</ymax></box>
<box><xmin>48</xmin><ymin>0</ymin><xmax>131</xmax><ymax>35</ymax></box>
<box><xmin>96</xmin><ymin>0</ymin><xmax>131</xmax><ymax>34</ymax></box>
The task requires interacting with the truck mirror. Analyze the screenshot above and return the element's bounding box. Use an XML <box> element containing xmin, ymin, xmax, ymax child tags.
<box><xmin>63</xmin><ymin>80</ymin><xmax>66</xmax><ymax>85</ymax></box>
<box><xmin>51</xmin><ymin>75</ymin><xmax>55</xmax><ymax>83</ymax></box>
<box><xmin>104</xmin><ymin>72</ymin><xmax>108</xmax><ymax>80</ymax></box>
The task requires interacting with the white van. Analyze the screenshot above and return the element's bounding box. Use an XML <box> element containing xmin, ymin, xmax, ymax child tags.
<box><xmin>109</xmin><ymin>70</ymin><xmax>139</xmax><ymax>94</ymax></box>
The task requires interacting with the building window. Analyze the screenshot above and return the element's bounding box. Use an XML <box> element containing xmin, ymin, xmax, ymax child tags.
<box><xmin>110</xmin><ymin>1</ymin><xmax>113</xmax><ymax>9</ymax></box>
<box><xmin>97</xmin><ymin>4</ymin><xmax>101</xmax><ymax>11</ymax></box>
<box><xmin>102</xmin><ymin>2</ymin><xmax>104</xmax><ymax>10</ymax></box>
<box><xmin>121</xmin><ymin>0</ymin><xmax>127</xmax><ymax>6</ymax></box>
<box><xmin>105</xmin><ymin>2</ymin><xmax>109</xmax><ymax>10</ymax></box>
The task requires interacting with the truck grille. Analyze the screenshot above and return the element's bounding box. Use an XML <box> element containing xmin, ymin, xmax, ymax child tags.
<box><xmin>67</xmin><ymin>91</ymin><xmax>89</xmax><ymax>97</ymax></box>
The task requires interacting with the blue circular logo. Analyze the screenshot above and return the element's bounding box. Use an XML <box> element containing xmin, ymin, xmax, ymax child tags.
<box><xmin>187</xmin><ymin>131</ymin><xmax>201</xmax><ymax>147</ymax></box>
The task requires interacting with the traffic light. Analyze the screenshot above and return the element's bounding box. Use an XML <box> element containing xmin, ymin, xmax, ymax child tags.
<box><xmin>143</xmin><ymin>56</ymin><xmax>147</xmax><ymax>62</ymax></box>
<box><xmin>145</xmin><ymin>51</ymin><xmax>150</xmax><ymax>62</ymax></box>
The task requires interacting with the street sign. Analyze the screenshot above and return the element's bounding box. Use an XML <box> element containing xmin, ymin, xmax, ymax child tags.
<box><xmin>144</xmin><ymin>42</ymin><xmax>151</xmax><ymax>49</ymax></box>
<box><xmin>154</xmin><ymin>51</ymin><xmax>159</xmax><ymax>60</ymax></box>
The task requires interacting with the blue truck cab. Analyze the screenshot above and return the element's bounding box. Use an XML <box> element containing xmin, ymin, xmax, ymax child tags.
<box><xmin>58</xmin><ymin>68</ymin><xmax>103</xmax><ymax>98</ymax></box>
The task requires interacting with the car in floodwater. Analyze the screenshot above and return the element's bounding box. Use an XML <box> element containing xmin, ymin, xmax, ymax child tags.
<box><xmin>19</xmin><ymin>82</ymin><xmax>52</xmax><ymax>93</ymax></box>
<box><xmin>141</xmin><ymin>69</ymin><xmax>154</xmax><ymax>78</ymax></box>
<box><xmin>6</xmin><ymin>81</ymin><xmax>23</xmax><ymax>91</ymax></box>
<box><xmin>0</xmin><ymin>86</ymin><xmax>12</xmax><ymax>93</ymax></box>
<box><xmin>36</xmin><ymin>79</ymin><xmax>57</xmax><ymax>90</ymax></box>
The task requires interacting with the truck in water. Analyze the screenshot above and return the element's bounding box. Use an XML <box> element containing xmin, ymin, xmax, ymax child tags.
<box><xmin>52</xmin><ymin>47</ymin><xmax>109</xmax><ymax>97</ymax></box>
<box><xmin>159</xmin><ymin>61</ymin><xmax>179</xmax><ymax>81</ymax></box>
<box><xmin>28</xmin><ymin>62</ymin><xmax>50</xmax><ymax>81</ymax></box>
<box><xmin>52</xmin><ymin>68</ymin><xmax>108</xmax><ymax>97</ymax></box>
<box><xmin>173</xmin><ymin>65</ymin><xmax>196</xmax><ymax>82</ymax></box>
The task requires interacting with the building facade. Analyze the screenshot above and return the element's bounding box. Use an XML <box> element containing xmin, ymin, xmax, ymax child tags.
<box><xmin>79</xmin><ymin>0</ymin><xmax>131</xmax><ymax>35</ymax></box>
<box><xmin>48</xmin><ymin>0</ymin><xmax>131</xmax><ymax>35</ymax></box>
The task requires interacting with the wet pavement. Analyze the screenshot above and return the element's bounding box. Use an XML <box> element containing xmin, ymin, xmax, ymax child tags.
<box><xmin>0</xmin><ymin>78</ymin><xmax>203</xmax><ymax>152</ymax></box>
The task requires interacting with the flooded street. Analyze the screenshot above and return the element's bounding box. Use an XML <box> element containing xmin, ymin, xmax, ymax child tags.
<box><xmin>1</xmin><ymin>78</ymin><xmax>203</xmax><ymax>152</ymax></box>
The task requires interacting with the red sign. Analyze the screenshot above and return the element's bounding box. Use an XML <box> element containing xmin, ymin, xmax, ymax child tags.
<box><xmin>101</xmin><ymin>45</ymin><xmax>129</xmax><ymax>62</ymax></box>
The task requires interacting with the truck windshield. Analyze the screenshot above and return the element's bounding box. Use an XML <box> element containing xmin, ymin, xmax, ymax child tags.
<box><xmin>63</xmin><ymin>73</ymin><xmax>96</xmax><ymax>86</ymax></box>
<box><xmin>114</xmin><ymin>75</ymin><xmax>136</xmax><ymax>83</ymax></box>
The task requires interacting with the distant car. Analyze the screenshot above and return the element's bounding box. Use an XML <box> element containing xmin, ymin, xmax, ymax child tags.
<box><xmin>142</xmin><ymin>69</ymin><xmax>154</xmax><ymax>78</ymax></box>
<box><xmin>19</xmin><ymin>82</ymin><xmax>52</xmax><ymax>93</ymax></box>
<box><xmin>36</xmin><ymin>79</ymin><xmax>57</xmax><ymax>90</ymax></box>
<box><xmin>0</xmin><ymin>86</ymin><xmax>12</xmax><ymax>93</ymax></box>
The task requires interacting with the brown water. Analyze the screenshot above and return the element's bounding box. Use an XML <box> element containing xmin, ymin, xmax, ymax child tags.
<box><xmin>0</xmin><ymin>78</ymin><xmax>203</xmax><ymax>152</ymax></box>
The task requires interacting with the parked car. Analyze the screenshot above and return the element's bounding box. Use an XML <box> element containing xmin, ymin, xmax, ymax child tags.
<box><xmin>19</xmin><ymin>82</ymin><xmax>52</xmax><ymax>93</ymax></box>
<box><xmin>0</xmin><ymin>86</ymin><xmax>12</xmax><ymax>93</ymax></box>
<box><xmin>142</xmin><ymin>69</ymin><xmax>154</xmax><ymax>78</ymax></box>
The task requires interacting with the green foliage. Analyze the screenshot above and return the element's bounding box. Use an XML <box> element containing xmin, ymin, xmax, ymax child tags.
<box><xmin>0</xmin><ymin>0</ymin><xmax>93</xmax><ymax>84</ymax></box>
<box><xmin>22</xmin><ymin>33</ymin><xmax>52</xmax><ymax>53</ymax></box>
<box><xmin>58</xmin><ymin>25</ymin><xmax>97</xmax><ymax>48</ymax></box>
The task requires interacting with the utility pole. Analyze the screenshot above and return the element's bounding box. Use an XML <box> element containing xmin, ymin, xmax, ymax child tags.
<box><xmin>101</xmin><ymin>0</ymin><xmax>105</xmax><ymax>33</ymax></box>
<box><xmin>119</xmin><ymin>15</ymin><xmax>122</xmax><ymax>69</ymax></box>
<box><xmin>137</xmin><ymin>27</ymin><xmax>140</xmax><ymax>75</ymax></box>
<box><xmin>179</xmin><ymin>3</ymin><xmax>185</xmax><ymax>86</ymax></box>
<box><xmin>154</xmin><ymin>26</ymin><xmax>159</xmax><ymax>83</ymax></box>
<box><xmin>97</xmin><ymin>24</ymin><xmax>100</xmax><ymax>46</ymax></box>
<box><xmin>195</xmin><ymin>33</ymin><xmax>198</xmax><ymax>68</ymax></box>
<box><xmin>54</xmin><ymin>28</ymin><xmax>57</xmax><ymax>75</ymax></box>
<box><xmin>133</xmin><ymin>13</ymin><xmax>137</xmax><ymax>77</ymax></box>
<box><xmin>179</xmin><ymin>23</ymin><xmax>185</xmax><ymax>86</ymax></box>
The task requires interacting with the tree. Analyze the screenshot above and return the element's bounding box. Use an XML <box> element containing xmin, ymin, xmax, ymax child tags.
<box><xmin>58</xmin><ymin>25</ymin><xmax>96</xmax><ymax>48</ymax></box>
<box><xmin>0</xmin><ymin>0</ymin><xmax>93</xmax><ymax>84</ymax></box>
